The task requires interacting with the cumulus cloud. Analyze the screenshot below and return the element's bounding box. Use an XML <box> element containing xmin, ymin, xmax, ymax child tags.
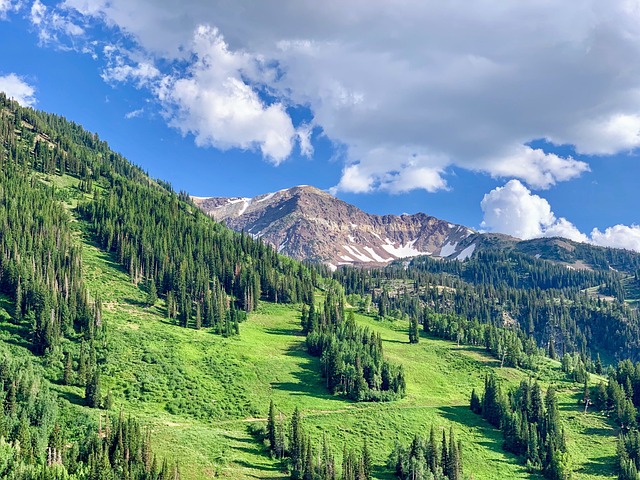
<box><xmin>481</xmin><ymin>180</ymin><xmax>557</xmax><ymax>240</ymax></box>
<box><xmin>481</xmin><ymin>180</ymin><xmax>640</xmax><ymax>252</ymax></box>
<box><xmin>0</xmin><ymin>73</ymin><xmax>36</xmax><ymax>107</ymax></box>
<box><xmin>591</xmin><ymin>225</ymin><xmax>640</xmax><ymax>252</ymax></box>
<box><xmin>53</xmin><ymin>1</ymin><xmax>640</xmax><ymax>188</ymax></box>
<box><xmin>154</xmin><ymin>26</ymin><xmax>296</xmax><ymax>163</ymax></box>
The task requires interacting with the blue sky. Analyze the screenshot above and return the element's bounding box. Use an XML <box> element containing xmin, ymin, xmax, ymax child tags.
<box><xmin>0</xmin><ymin>1</ymin><xmax>639</xmax><ymax>251</ymax></box>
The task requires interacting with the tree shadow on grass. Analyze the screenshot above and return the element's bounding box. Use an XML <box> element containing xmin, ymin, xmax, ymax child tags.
<box><xmin>56</xmin><ymin>388</ymin><xmax>85</xmax><ymax>407</ymax></box>
<box><xmin>574</xmin><ymin>455</ymin><xmax>617</xmax><ymax>478</ymax></box>
<box><xmin>124</xmin><ymin>297</ymin><xmax>147</xmax><ymax>308</ymax></box>
<box><xmin>264</xmin><ymin>327</ymin><xmax>303</xmax><ymax>337</ymax></box>
<box><xmin>270</xmin><ymin>343</ymin><xmax>345</xmax><ymax>403</ymax></box>
<box><xmin>221</xmin><ymin>432</ymin><xmax>284</xmax><ymax>477</ymax></box>
<box><xmin>583</xmin><ymin>426</ymin><xmax>615</xmax><ymax>436</ymax></box>
<box><xmin>384</xmin><ymin>338</ymin><xmax>408</xmax><ymax>344</ymax></box>
<box><xmin>437</xmin><ymin>405</ymin><xmax>541</xmax><ymax>479</ymax></box>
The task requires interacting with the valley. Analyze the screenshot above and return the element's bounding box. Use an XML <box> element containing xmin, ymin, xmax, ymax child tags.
<box><xmin>42</xmin><ymin>192</ymin><xmax>617</xmax><ymax>479</ymax></box>
<box><xmin>0</xmin><ymin>96</ymin><xmax>635</xmax><ymax>480</ymax></box>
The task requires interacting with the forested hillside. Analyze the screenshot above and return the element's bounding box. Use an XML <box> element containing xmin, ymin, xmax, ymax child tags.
<box><xmin>336</xmin><ymin>247</ymin><xmax>640</xmax><ymax>362</ymax></box>
<box><xmin>0</xmin><ymin>92</ymin><xmax>635</xmax><ymax>480</ymax></box>
<box><xmin>0</xmin><ymin>93</ymin><xmax>323</xmax><ymax>478</ymax></box>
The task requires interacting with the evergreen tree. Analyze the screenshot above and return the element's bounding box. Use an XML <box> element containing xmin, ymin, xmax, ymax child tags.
<box><xmin>267</xmin><ymin>400</ymin><xmax>277</xmax><ymax>454</ymax></box>
<box><xmin>362</xmin><ymin>440</ymin><xmax>372</xmax><ymax>480</ymax></box>
<box><xmin>409</xmin><ymin>315</ymin><xmax>419</xmax><ymax>344</ymax></box>
<box><xmin>290</xmin><ymin>407</ymin><xmax>304</xmax><ymax>479</ymax></box>
<box><xmin>85</xmin><ymin>368</ymin><xmax>102</xmax><ymax>408</ymax></box>
<box><xmin>146</xmin><ymin>278</ymin><xmax>158</xmax><ymax>307</ymax></box>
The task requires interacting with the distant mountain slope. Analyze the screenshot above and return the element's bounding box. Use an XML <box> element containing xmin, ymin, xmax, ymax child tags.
<box><xmin>451</xmin><ymin>233</ymin><xmax>640</xmax><ymax>274</ymax></box>
<box><xmin>193</xmin><ymin>186</ymin><xmax>476</xmax><ymax>268</ymax></box>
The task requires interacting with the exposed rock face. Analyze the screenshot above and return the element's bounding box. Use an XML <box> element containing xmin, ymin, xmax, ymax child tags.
<box><xmin>193</xmin><ymin>186</ymin><xmax>476</xmax><ymax>268</ymax></box>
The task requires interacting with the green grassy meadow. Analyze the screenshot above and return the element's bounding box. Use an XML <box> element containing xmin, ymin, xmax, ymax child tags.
<box><xmin>68</xmin><ymin>232</ymin><xmax>616</xmax><ymax>479</ymax></box>
<box><xmin>0</xmin><ymin>175</ymin><xmax>619</xmax><ymax>479</ymax></box>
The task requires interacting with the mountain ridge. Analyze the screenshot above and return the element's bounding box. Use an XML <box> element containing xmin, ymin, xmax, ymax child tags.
<box><xmin>193</xmin><ymin>185</ymin><xmax>477</xmax><ymax>268</ymax></box>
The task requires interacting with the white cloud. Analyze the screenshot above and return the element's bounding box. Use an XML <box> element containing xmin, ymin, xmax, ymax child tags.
<box><xmin>55</xmin><ymin>1</ymin><xmax>640</xmax><ymax>189</ymax></box>
<box><xmin>31</xmin><ymin>0</ymin><xmax>84</xmax><ymax>44</ymax></box>
<box><xmin>591</xmin><ymin>225</ymin><xmax>640</xmax><ymax>252</ymax></box>
<box><xmin>124</xmin><ymin>108</ymin><xmax>144</xmax><ymax>119</ymax></box>
<box><xmin>296</xmin><ymin>124</ymin><xmax>314</xmax><ymax>158</ymax></box>
<box><xmin>0</xmin><ymin>0</ymin><xmax>21</xmax><ymax>19</ymax></box>
<box><xmin>154</xmin><ymin>26</ymin><xmax>296</xmax><ymax>164</ymax></box>
<box><xmin>542</xmin><ymin>218</ymin><xmax>590</xmax><ymax>244</ymax></box>
<box><xmin>102</xmin><ymin>57</ymin><xmax>160</xmax><ymax>87</ymax></box>
<box><xmin>481</xmin><ymin>180</ymin><xmax>640</xmax><ymax>252</ymax></box>
<box><xmin>480</xmin><ymin>180</ymin><xmax>557</xmax><ymax>240</ymax></box>
<box><xmin>482</xmin><ymin>145</ymin><xmax>590</xmax><ymax>190</ymax></box>
<box><xmin>0</xmin><ymin>73</ymin><xmax>36</xmax><ymax>107</ymax></box>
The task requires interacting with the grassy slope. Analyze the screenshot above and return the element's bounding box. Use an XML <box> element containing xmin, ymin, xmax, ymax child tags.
<box><xmin>0</xmin><ymin>175</ymin><xmax>617</xmax><ymax>479</ymax></box>
<box><xmin>76</xmin><ymin>234</ymin><xmax>617</xmax><ymax>479</ymax></box>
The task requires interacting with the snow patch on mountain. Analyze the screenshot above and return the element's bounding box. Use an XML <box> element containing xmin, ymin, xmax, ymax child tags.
<box><xmin>344</xmin><ymin>245</ymin><xmax>374</xmax><ymax>262</ymax></box>
<box><xmin>439</xmin><ymin>241</ymin><xmax>458</xmax><ymax>257</ymax></box>
<box><xmin>456</xmin><ymin>243</ymin><xmax>476</xmax><ymax>260</ymax></box>
<box><xmin>363</xmin><ymin>247</ymin><xmax>393</xmax><ymax>263</ymax></box>
<box><xmin>381</xmin><ymin>239</ymin><xmax>430</xmax><ymax>258</ymax></box>
<box><xmin>257</xmin><ymin>192</ymin><xmax>276</xmax><ymax>203</ymax></box>
<box><xmin>237</xmin><ymin>199</ymin><xmax>251</xmax><ymax>216</ymax></box>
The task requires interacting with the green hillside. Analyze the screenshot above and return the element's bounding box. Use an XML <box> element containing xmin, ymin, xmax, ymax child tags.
<box><xmin>0</xmin><ymin>94</ymin><xmax>628</xmax><ymax>480</ymax></box>
<box><xmin>20</xmin><ymin>180</ymin><xmax>617</xmax><ymax>478</ymax></box>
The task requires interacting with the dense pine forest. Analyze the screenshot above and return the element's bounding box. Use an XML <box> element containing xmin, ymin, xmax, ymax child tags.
<box><xmin>0</xmin><ymin>93</ymin><xmax>323</xmax><ymax>477</ymax></box>
<box><xmin>302</xmin><ymin>287</ymin><xmax>406</xmax><ymax>401</ymax></box>
<box><xmin>336</xmin><ymin>248</ymin><xmax>640</xmax><ymax>361</ymax></box>
<box><xmin>471</xmin><ymin>376</ymin><xmax>570</xmax><ymax>479</ymax></box>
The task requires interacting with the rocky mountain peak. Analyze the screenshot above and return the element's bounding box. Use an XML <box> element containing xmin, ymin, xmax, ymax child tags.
<box><xmin>192</xmin><ymin>186</ymin><xmax>477</xmax><ymax>269</ymax></box>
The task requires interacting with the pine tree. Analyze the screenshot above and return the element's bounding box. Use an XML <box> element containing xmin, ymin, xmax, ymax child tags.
<box><xmin>362</xmin><ymin>440</ymin><xmax>372</xmax><ymax>480</ymax></box>
<box><xmin>13</xmin><ymin>280</ymin><xmax>22</xmax><ymax>321</ymax></box>
<box><xmin>290</xmin><ymin>407</ymin><xmax>304</xmax><ymax>479</ymax></box>
<box><xmin>595</xmin><ymin>353</ymin><xmax>603</xmax><ymax>375</ymax></box>
<box><xmin>409</xmin><ymin>315</ymin><xmax>419</xmax><ymax>344</ymax></box>
<box><xmin>447</xmin><ymin>427</ymin><xmax>461</xmax><ymax>480</ymax></box>
<box><xmin>470</xmin><ymin>388</ymin><xmax>482</xmax><ymax>414</ymax></box>
<box><xmin>441</xmin><ymin>430</ymin><xmax>448</xmax><ymax>475</ymax></box>
<box><xmin>267</xmin><ymin>400</ymin><xmax>277</xmax><ymax>454</ymax></box>
<box><xmin>63</xmin><ymin>351</ymin><xmax>74</xmax><ymax>385</ymax></box>
<box><xmin>427</xmin><ymin>425</ymin><xmax>438</xmax><ymax>474</ymax></box>
<box><xmin>303</xmin><ymin>437</ymin><xmax>314</xmax><ymax>480</ymax></box>
<box><xmin>85</xmin><ymin>368</ymin><xmax>102</xmax><ymax>408</ymax></box>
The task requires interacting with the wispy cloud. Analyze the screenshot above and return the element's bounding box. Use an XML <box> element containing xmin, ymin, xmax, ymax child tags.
<box><xmin>124</xmin><ymin>107</ymin><xmax>144</xmax><ymax>119</ymax></box>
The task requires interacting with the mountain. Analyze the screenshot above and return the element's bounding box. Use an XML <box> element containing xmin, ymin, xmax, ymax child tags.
<box><xmin>194</xmin><ymin>187</ymin><xmax>640</xmax><ymax>277</ymax></box>
<box><xmin>193</xmin><ymin>185</ymin><xmax>476</xmax><ymax>268</ymax></box>
<box><xmin>0</xmin><ymin>91</ymin><xmax>631</xmax><ymax>480</ymax></box>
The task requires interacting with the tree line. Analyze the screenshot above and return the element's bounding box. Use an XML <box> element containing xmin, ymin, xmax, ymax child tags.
<box><xmin>302</xmin><ymin>287</ymin><xmax>405</xmax><ymax>401</ymax></box>
<box><xmin>258</xmin><ymin>400</ymin><xmax>464</xmax><ymax>480</ymax></box>
<box><xmin>335</xmin><ymin>247</ymin><xmax>640</xmax><ymax>362</ymax></box>
<box><xmin>471</xmin><ymin>376</ymin><xmax>571</xmax><ymax>479</ymax></box>
<box><xmin>388</xmin><ymin>426</ymin><xmax>463</xmax><ymax>480</ymax></box>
